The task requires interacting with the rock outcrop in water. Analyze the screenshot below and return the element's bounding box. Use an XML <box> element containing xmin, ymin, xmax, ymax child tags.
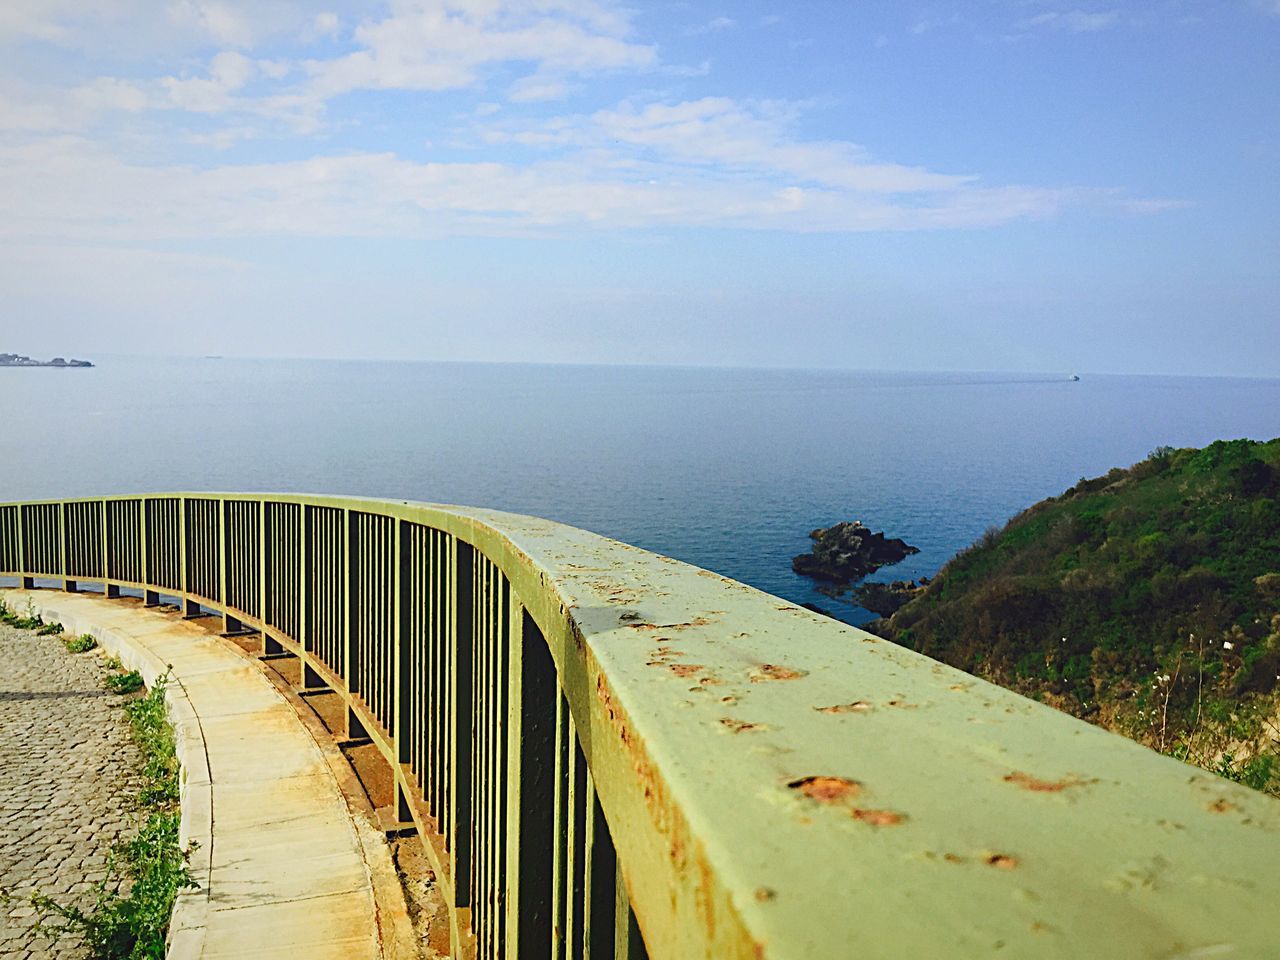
<box><xmin>792</xmin><ymin>521</ymin><xmax>919</xmax><ymax>585</ymax></box>
<box><xmin>851</xmin><ymin>578</ymin><xmax>929</xmax><ymax>617</ymax></box>
<box><xmin>0</xmin><ymin>353</ymin><xmax>93</xmax><ymax>368</ymax></box>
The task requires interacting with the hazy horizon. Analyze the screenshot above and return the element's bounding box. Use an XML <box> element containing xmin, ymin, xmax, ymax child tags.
<box><xmin>5</xmin><ymin>351</ymin><xmax>1280</xmax><ymax>383</ymax></box>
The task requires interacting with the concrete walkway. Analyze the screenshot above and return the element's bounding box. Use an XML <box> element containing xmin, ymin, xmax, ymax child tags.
<box><xmin>0</xmin><ymin>591</ymin><xmax>408</xmax><ymax>960</ymax></box>
<box><xmin>0</xmin><ymin>623</ymin><xmax>142</xmax><ymax>960</ymax></box>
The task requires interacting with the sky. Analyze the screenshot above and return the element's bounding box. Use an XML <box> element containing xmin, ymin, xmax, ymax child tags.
<box><xmin>0</xmin><ymin>1</ymin><xmax>1277</xmax><ymax>376</ymax></box>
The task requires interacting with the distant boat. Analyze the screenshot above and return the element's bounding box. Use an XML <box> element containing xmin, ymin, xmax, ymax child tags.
<box><xmin>1070</xmin><ymin>374</ymin><xmax>1081</xmax><ymax>381</ymax></box>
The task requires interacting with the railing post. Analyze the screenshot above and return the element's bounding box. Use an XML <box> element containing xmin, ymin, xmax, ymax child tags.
<box><xmin>505</xmin><ymin>602</ymin><xmax>557</xmax><ymax>958</ymax></box>
<box><xmin>102</xmin><ymin>499</ymin><xmax>119</xmax><ymax>598</ymax></box>
<box><xmin>583</xmin><ymin>778</ymin><xmax>617</xmax><ymax>960</ymax></box>
<box><xmin>17</xmin><ymin>505</ymin><xmax>32</xmax><ymax>590</ymax></box>
<box><xmin>219</xmin><ymin>498</ymin><xmax>242</xmax><ymax>634</ymax></box>
<box><xmin>141</xmin><ymin>499</ymin><xmax>158</xmax><ymax>606</ymax></box>
<box><xmin>450</xmin><ymin>539</ymin><xmax>475</xmax><ymax>921</ymax></box>
<box><xmin>300</xmin><ymin>506</ymin><xmax>321</xmax><ymax>689</ymax></box>
<box><xmin>260</xmin><ymin>500</ymin><xmax>281</xmax><ymax>654</ymax></box>
<box><xmin>613</xmin><ymin>861</ymin><xmax>645</xmax><ymax>960</ymax></box>
<box><xmin>60</xmin><ymin>501</ymin><xmax>75</xmax><ymax>593</ymax></box>
<box><xmin>394</xmin><ymin>519</ymin><xmax>414</xmax><ymax>823</ymax></box>
<box><xmin>180</xmin><ymin>496</ymin><xmax>198</xmax><ymax>617</ymax></box>
<box><xmin>343</xmin><ymin>508</ymin><xmax>364</xmax><ymax>739</ymax></box>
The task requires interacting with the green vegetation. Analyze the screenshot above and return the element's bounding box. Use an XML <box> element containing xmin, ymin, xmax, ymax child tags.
<box><xmin>65</xmin><ymin>633</ymin><xmax>98</xmax><ymax>654</ymax></box>
<box><xmin>31</xmin><ymin>672</ymin><xmax>196</xmax><ymax>959</ymax></box>
<box><xmin>879</xmin><ymin>438</ymin><xmax>1280</xmax><ymax>796</ymax></box>
<box><xmin>104</xmin><ymin>670</ymin><xmax>145</xmax><ymax>696</ymax></box>
<box><xmin>0</xmin><ymin>596</ymin><xmax>44</xmax><ymax>630</ymax></box>
<box><xmin>36</xmin><ymin>621</ymin><xmax>65</xmax><ymax>636</ymax></box>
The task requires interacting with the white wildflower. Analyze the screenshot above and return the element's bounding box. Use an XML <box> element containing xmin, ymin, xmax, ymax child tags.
<box><xmin>1223</xmin><ymin>641</ymin><xmax>1235</xmax><ymax>651</ymax></box>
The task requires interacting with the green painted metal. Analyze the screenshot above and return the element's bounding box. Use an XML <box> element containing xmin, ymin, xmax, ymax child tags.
<box><xmin>2</xmin><ymin>492</ymin><xmax>1279</xmax><ymax>959</ymax></box>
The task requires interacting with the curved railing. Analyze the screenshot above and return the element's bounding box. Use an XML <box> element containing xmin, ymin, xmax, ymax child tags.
<box><xmin>2</xmin><ymin>493</ymin><xmax>1279</xmax><ymax>959</ymax></box>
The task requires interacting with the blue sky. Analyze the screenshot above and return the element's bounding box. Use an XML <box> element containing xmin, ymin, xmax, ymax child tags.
<box><xmin>0</xmin><ymin>1</ymin><xmax>1276</xmax><ymax>375</ymax></box>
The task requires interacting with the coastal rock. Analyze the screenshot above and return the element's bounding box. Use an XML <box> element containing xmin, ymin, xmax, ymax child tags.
<box><xmin>792</xmin><ymin>521</ymin><xmax>919</xmax><ymax>585</ymax></box>
<box><xmin>852</xmin><ymin>578</ymin><xmax>929</xmax><ymax>617</ymax></box>
<box><xmin>0</xmin><ymin>352</ymin><xmax>93</xmax><ymax>368</ymax></box>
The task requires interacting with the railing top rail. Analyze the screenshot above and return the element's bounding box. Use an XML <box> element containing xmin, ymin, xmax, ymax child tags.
<box><xmin>5</xmin><ymin>492</ymin><xmax>1280</xmax><ymax>958</ymax></box>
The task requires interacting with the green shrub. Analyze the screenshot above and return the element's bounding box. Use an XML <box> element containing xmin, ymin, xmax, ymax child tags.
<box><xmin>104</xmin><ymin>671</ymin><xmax>144</xmax><ymax>695</ymax></box>
<box><xmin>64</xmin><ymin>634</ymin><xmax>97</xmax><ymax>654</ymax></box>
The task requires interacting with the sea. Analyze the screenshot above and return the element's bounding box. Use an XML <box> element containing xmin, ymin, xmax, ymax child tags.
<box><xmin>3</xmin><ymin>357</ymin><xmax>1278</xmax><ymax>625</ymax></box>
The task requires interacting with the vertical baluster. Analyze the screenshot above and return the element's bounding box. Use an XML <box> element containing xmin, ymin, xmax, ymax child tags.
<box><xmin>567</xmin><ymin>717</ymin><xmax>586</xmax><ymax>960</ymax></box>
<box><xmin>613</xmin><ymin>863</ymin><xmax>646</xmax><ymax>960</ymax></box>
<box><xmin>103</xmin><ymin>499</ymin><xmax>118</xmax><ymax>597</ymax></box>
<box><xmin>17</xmin><ymin>504</ymin><xmax>31</xmax><ymax>589</ymax></box>
<box><xmin>450</xmin><ymin>539</ymin><xmax>474</xmax><ymax>932</ymax></box>
<box><xmin>476</xmin><ymin>557</ymin><xmax>489</xmax><ymax>954</ymax></box>
<box><xmin>551</xmin><ymin>695</ymin><xmax>568</xmax><ymax>960</ymax></box>
<box><xmin>59</xmin><ymin>501</ymin><xmax>74</xmax><ymax>592</ymax></box>
<box><xmin>583</xmin><ymin>778</ymin><xmax>616</xmax><ymax>960</ymax></box>
<box><xmin>343</xmin><ymin>508</ymin><xmax>360</xmax><ymax>738</ymax></box>
<box><xmin>505</xmin><ymin>603</ymin><xmax>557</xmax><ymax>959</ymax></box>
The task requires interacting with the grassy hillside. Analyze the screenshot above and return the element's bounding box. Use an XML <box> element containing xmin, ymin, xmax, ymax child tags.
<box><xmin>877</xmin><ymin>438</ymin><xmax>1280</xmax><ymax>795</ymax></box>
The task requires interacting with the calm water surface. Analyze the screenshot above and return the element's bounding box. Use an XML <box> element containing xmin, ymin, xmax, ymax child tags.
<box><xmin>3</xmin><ymin>358</ymin><xmax>1278</xmax><ymax>624</ymax></box>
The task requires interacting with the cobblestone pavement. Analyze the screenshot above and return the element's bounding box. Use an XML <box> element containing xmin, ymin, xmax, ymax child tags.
<box><xmin>0</xmin><ymin>623</ymin><xmax>141</xmax><ymax>960</ymax></box>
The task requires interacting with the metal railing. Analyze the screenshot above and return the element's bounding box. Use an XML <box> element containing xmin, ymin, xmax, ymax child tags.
<box><xmin>2</xmin><ymin>492</ymin><xmax>1279</xmax><ymax>959</ymax></box>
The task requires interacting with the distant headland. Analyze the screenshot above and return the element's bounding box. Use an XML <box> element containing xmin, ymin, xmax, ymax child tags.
<box><xmin>0</xmin><ymin>352</ymin><xmax>93</xmax><ymax>368</ymax></box>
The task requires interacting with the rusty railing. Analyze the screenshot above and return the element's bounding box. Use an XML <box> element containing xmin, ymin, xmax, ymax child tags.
<box><xmin>2</xmin><ymin>492</ymin><xmax>1279</xmax><ymax>959</ymax></box>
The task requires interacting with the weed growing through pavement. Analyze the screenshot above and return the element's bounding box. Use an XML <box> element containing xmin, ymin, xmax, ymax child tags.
<box><xmin>25</xmin><ymin>670</ymin><xmax>196</xmax><ymax>959</ymax></box>
<box><xmin>64</xmin><ymin>633</ymin><xmax>97</xmax><ymax>654</ymax></box>
<box><xmin>104</xmin><ymin>671</ymin><xmax>144</xmax><ymax>695</ymax></box>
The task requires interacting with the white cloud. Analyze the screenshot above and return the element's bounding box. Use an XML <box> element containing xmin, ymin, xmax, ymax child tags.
<box><xmin>166</xmin><ymin>0</ymin><xmax>256</xmax><ymax>47</ymax></box>
<box><xmin>162</xmin><ymin>51</ymin><xmax>257</xmax><ymax>112</ymax></box>
<box><xmin>5</xmin><ymin>90</ymin><xmax>1190</xmax><ymax>246</ymax></box>
<box><xmin>508</xmin><ymin>73</ymin><xmax>573</xmax><ymax>102</ymax></box>
<box><xmin>310</xmin><ymin>11</ymin><xmax>341</xmax><ymax>39</ymax></box>
<box><xmin>483</xmin><ymin>97</ymin><xmax>977</xmax><ymax>194</ymax></box>
<box><xmin>304</xmin><ymin>1</ymin><xmax>656</xmax><ymax>101</ymax></box>
<box><xmin>72</xmin><ymin>77</ymin><xmax>150</xmax><ymax>112</ymax></box>
<box><xmin>682</xmin><ymin>16</ymin><xmax>735</xmax><ymax>37</ymax></box>
<box><xmin>1019</xmin><ymin>10</ymin><xmax>1120</xmax><ymax>33</ymax></box>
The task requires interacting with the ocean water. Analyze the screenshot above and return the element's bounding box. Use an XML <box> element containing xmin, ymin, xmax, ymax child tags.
<box><xmin>3</xmin><ymin>357</ymin><xmax>1278</xmax><ymax>625</ymax></box>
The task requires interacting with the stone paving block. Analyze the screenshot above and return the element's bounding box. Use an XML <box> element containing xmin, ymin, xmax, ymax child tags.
<box><xmin>0</xmin><ymin>625</ymin><xmax>139</xmax><ymax>960</ymax></box>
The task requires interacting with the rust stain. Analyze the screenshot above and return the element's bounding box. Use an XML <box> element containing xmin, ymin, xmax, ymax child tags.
<box><xmin>816</xmin><ymin>701</ymin><xmax>873</xmax><ymax>714</ymax></box>
<box><xmin>788</xmin><ymin>775</ymin><xmax>861</xmax><ymax>803</ymax></box>
<box><xmin>858</xmin><ymin>810</ymin><xmax>903</xmax><ymax>828</ymax></box>
<box><xmin>943</xmin><ymin>853</ymin><xmax>965</xmax><ymax>864</ymax></box>
<box><xmin>720</xmin><ymin>717</ymin><xmax>766</xmax><ymax>733</ymax></box>
<box><xmin>885</xmin><ymin>699</ymin><xmax>917</xmax><ymax>708</ymax></box>
<box><xmin>1207</xmin><ymin>798</ymin><xmax>1237</xmax><ymax>814</ymax></box>
<box><xmin>719</xmin><ymin>695</ymin><xmax>738</xmax><ymax>705</ymax></box>
<box><xmin>750</xmin><ymin>663</ymin><xmax>809</xmax><ymax>683</ymax></box>
<box><xmin>985</xmin><ymin>854</ymin><xmax>1019</xmax><ymax>869</ymax></box>
<box><xmin>669</xmin><ymin>663</ymin><xmax>703</xmax><ymax>678</ymax></box>
<box><xmin>1003</xmin><ymin>771</ymin><xmax>1088</xmax><ymax>793</ymax></box>
<box><xmin>754</xmin><ymin>887</ymin><xmax>776</xmax><ymax>902</ymax></box>
<box><xmin>627</xmin><ymin>616</ymin><xmax>713</xmax><ymax>632</ymax></box>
